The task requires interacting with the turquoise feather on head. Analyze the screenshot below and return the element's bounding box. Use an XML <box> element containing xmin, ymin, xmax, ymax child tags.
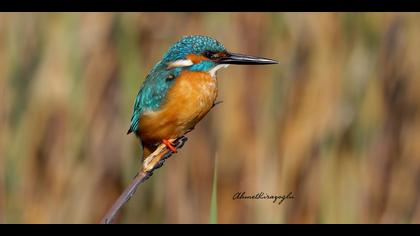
<box><xmin>162</xmin><ymin>35</ymin><xmax>226</xmax><ymax>62</ymax></box>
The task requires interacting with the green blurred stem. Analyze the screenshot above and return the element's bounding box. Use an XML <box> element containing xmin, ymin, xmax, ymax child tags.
<box><xmin>209</xmin><ymin>154</ymin><xmax>218</xmax><ymax>224</ymax></box>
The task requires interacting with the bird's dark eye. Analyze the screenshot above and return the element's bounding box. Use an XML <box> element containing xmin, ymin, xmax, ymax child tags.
<box><xmin>204</xmin><ymin>50</ymin><xmax>219</xmax><ymax>60</ymax></box>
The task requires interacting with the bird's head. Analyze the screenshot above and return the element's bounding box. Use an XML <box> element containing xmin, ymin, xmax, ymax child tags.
<box><xmin>161</xmin><ymin>35</ymin><xmax>277</xmax><ymax>77</ymax></box>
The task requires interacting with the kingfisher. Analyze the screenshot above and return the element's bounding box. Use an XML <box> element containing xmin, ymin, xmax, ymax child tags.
<box><xmin>127</xmin><ymin>35</ymin><xmax>277</xmax><ymax>159</ymax></box>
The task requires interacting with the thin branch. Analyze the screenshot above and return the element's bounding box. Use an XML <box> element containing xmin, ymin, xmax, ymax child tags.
<box><xmin>100</xmin><ymin>136</ymin><xmax>188</xmax><ymax>224</ymax></box>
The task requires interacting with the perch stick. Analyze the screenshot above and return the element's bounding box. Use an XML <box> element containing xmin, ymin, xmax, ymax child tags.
<box><xmin>100</xmin><ymin>136</ymin><xmax>188</xmax><ymax>224</ymax></box>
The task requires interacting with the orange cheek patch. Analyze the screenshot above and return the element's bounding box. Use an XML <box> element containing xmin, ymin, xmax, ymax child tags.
<box><xmin>187</xmin><ymin>54</ymin><xmax>209</xmax><ymax>63</ymax></box>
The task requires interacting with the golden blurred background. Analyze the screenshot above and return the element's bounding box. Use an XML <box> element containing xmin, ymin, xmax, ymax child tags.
<box><xmin>1</xmin><ymin>12</ymin><xmax>420</xmax><ymax>224</ymax></box>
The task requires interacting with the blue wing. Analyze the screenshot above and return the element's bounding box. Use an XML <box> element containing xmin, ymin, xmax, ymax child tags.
<box><xmin>127</xmin><ymin>92</ymin><xmax>142</xmax><ymax>134</ymax></box>
<box><xmin>127</xmin><ymin>63</ymin><xmax>179</xmax><ymax>134</ymax></box>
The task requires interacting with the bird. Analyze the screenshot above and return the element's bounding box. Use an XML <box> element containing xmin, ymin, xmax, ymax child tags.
<box><xmin>127</xmin><ymin>35</ymin><xmax>277</xmax><ymax>159</ymax></box>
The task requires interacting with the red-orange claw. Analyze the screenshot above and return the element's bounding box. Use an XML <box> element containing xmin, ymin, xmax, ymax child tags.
<box><xmin>162</xmin><ymin>139</ymin><xmax>177</xmax><ymax>153</ymax></box>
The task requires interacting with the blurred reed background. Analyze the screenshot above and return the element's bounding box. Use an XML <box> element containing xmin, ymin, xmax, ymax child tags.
<box><xmin>1</xmin><ymin>12</ymin><xmax>420</xmax><ymax>224</ymax></box>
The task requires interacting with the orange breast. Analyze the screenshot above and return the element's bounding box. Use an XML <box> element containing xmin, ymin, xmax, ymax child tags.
<box><xmin>138</xmin><ymin>70</ymin><xmax>218</xmax><ymax>146</ymax></box>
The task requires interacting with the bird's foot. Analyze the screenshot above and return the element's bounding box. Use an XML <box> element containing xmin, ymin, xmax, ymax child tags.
<box><xmin>162</xmin><ymin>139</ymin><xmax>177</xmax><ymax>153</ymax></box>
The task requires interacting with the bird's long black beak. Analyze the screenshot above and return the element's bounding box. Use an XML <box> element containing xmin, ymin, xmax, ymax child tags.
<box><xmin>218</xmin><ymin>52</ymin><xmax>278</xmax><ymax>65</ymax></box>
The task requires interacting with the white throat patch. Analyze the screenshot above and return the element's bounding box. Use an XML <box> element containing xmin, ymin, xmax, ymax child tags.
<box><xmin>167</xmin><ymin>59</ymin><xmax>194</xmax><ymax>69</ymax></box>
<box><xmin>209</xmin><ymin>64</ymin><xmax>229</xmax><ymax>77</ymax></box>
